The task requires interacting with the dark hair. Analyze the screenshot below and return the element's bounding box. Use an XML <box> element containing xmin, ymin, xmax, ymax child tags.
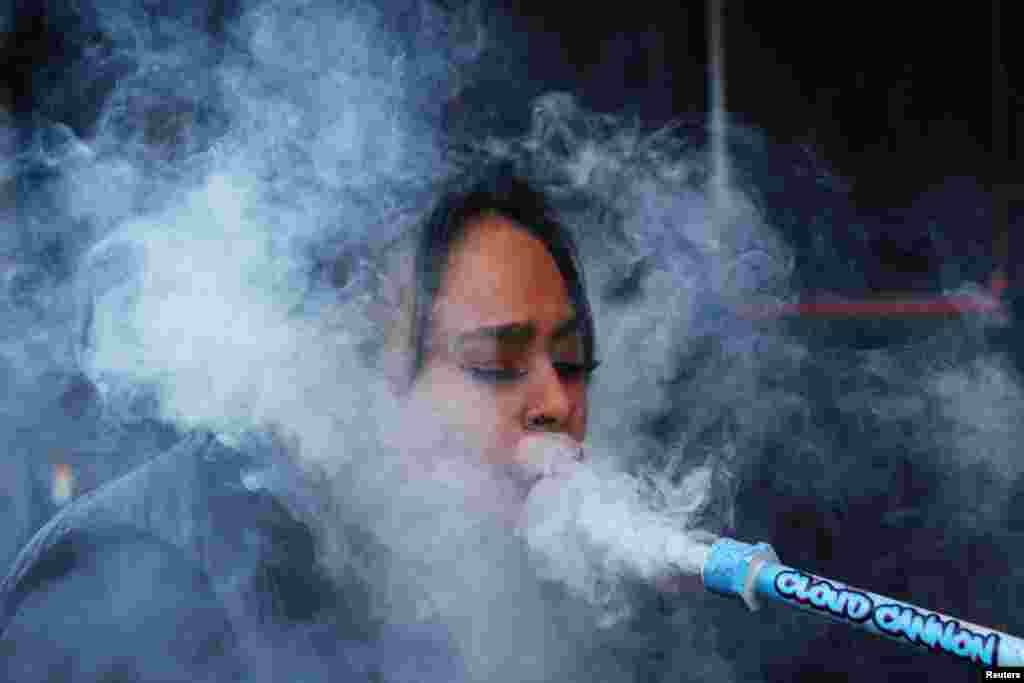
<box><xmin>405</xmin><ymin>163</ymin><xmax>596</xmax><ymax>386</ymax></box>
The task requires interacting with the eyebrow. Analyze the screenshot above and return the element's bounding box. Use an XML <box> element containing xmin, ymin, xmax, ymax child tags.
<box><xmin>452</xmin><ymin>316</ymin><xmax>580</xmax><ymax>353</ymax></box>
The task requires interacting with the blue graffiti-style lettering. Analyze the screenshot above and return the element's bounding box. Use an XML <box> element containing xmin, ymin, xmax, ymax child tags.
<box><xmin>872</xmin><ymin>603</ymin><xmax>998</xmax><ymax>666</ymax></box>
<box><xmin>874</xmin><ymin>604</ymin><xmax>902</xmax><ymax>635</ymax></box>
<box><xmin>773</xmin><ymin>570</ymin><xmax>873</xmax><ymax>623</ymax></box>
<box><xmin>775</xmin><ymin>571</ymin><xmax>809</xmax><ymax>599</ymax></box>
<box><xmin>903</xmin><ymin>611</ymin><xmax>943</xmax><ymax>648</ymax></box>
<box><xmin>845</xmin><ymin>592</ymin><xmax>872</xmax><ymax>621</ymax></box>
<box><xmin>775</xmin><ymin>571</ymin><xmax>998</xmax><ymax>665</ymax></box>
<box><xmin>808</xmin><ymin>583</ymin><xmax>829</xmax><ymax>608</ymax></box>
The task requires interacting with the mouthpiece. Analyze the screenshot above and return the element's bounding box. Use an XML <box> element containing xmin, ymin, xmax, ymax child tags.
<box><xmin>701</xmin><ymin>537</ymin><xmax>778</xmax><ymax>611</ymax></box>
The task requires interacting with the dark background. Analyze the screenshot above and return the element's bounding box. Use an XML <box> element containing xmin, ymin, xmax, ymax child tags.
<box><xmin>3</xmin><ymin>1</ymin><xmax>1015</xmax><ymax>205</ymax></box>
<box><xmin>1</xmin><ymin>1</ymin><xmax>1020</xmax><ymax>681</ymax></box>
<box><xmin>494</xmin><ymin>0</ymin><xmax>1018</xmax><ymax>292</ymax></box>
<box><xmin>492</xmin><ymin>1</ymin><xmax>1014</xmax><ymax>206</ymax></box>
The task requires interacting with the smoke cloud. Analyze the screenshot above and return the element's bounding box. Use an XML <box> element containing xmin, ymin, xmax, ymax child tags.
<box><xmin>3</xmin><ymin>1</ymin><xmax>1021</xmax><ymax>681</ymax></box>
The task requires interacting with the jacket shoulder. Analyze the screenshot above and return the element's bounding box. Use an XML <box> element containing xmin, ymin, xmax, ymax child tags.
<box><xmin>2</xmin><ymin>431</ymin><xmax>334</xmax><ymax>634</ymax></box>
<box><xmin>1</xmin><ymin>527</ymin><xmax>242</xmax><ymax>682</ymax></box>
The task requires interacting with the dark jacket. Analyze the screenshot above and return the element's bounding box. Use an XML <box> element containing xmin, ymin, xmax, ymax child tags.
<box><xmin>0</xmin><ymin>430</ymin><xmax>466</xmax><ymax>682</ymax></box>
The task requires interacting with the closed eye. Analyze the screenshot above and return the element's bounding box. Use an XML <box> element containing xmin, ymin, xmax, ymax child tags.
<box><xmin>464</xmin><ymin>361</ymin><xmax>601</xmax><ymax>384</ymax></box>
<box><xmin>465</xmin><ymin>367</ymin><xmax>529</xmax><ymax>384</ymax></box>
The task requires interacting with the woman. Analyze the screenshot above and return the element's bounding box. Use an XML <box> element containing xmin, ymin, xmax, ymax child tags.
<box><xmin>0</xmin><ymin>163</ymin><xmax>603</xmax><ymax>682</ymax></box>
<box><xmin>377</xmin><ymin>163</ymin><xmax>598</xmax><ymax>519</ymax></box>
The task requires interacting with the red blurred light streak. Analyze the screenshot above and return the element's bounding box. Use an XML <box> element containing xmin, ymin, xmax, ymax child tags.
<box><xmin>734</xmin><ymin>274</ymin><xmax>1009</xmax><ymax>321</ymax></box>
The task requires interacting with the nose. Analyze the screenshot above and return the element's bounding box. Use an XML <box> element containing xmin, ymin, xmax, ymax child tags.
<box><xmin>524</xmin><ymin>357</ymin><xmax>574</xmax><ymax>432</ymax></box>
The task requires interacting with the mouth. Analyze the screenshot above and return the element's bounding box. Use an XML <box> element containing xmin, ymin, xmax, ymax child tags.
<box><xmin>496</xmin><ymin>463</ymin><xmax>545</xmax><ymax>500</ymax></box>
<box><xmin>502</xmin><ymin>434</ymin><xmax>587</xmax><ymax>498</ymax></box>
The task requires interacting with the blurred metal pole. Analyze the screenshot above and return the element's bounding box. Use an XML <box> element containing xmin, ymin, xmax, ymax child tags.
<box><xmin>708</xmin><ymin>0</ymin><xmax>731</xmax><ymax>251</ymax></box>
<box><xmin>991</xmin><ymin>0</ymin><xmax>1011</xmax><ymax>295</ymax></box>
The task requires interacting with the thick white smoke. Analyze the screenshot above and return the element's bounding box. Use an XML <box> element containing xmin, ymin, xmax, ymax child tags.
<box><xmin>72</xmin><ymin>0</ymin><xmax>442</xmax><ymax>467</ymax></box>
<box><xmin>66</xmin><ymin>0</ymin><xmax>744</xmax><ymax>606</ymax></box>
<box><xmin>519</xmin><ymin>444</ymin><xmax>715</xmax><ymax>626</ymax></box>
<box><xmin>32</xmin><ymin>2</ymin><xmax>734</xmax><ymax>680</ymax></box>
<box><xmin>7</xmin><ymin>1</ymin><xmax>1022</xmax><ymax>681</ymax></box>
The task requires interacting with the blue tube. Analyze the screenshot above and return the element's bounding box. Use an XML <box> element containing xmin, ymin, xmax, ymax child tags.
<box><xmin>701</xmin><ymin>537</ymin><xmax>1024</xmax><ymax>668</ymax></box>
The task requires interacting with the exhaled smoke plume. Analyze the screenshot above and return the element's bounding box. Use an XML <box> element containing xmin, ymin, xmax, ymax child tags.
<box><xmin>519</xmin><ymin>449</ymin><xmax>716</xmax><ymax>625</ymax></box>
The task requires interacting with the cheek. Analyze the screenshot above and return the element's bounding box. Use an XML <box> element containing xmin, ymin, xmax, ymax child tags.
<box><xmin>470</xmin><ymin>390</ymin><xmax>528</xmax><ymax>464</ymax></box>
<box><xmin>408</xmin><ymin>366</ymin><xmax>591</xmax><ymax>464</ymax></box>
<box><xmin>414</xmin><ymin>366</ymin><xmax>519</xmax><ymax>444</ymax></box>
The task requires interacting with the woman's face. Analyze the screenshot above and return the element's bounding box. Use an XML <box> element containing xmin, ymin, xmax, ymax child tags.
<box><xmin>407</xmin><ymin>212</ymin><xmax>590</xmax><ymax>475</ymax></box>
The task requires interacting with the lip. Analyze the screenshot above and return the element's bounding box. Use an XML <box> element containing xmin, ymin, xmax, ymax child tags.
<box><xmin>514</xmin><ymin>434</ymin><xmax>585</xmax><ymax>485</ymax></box>
<box><xmin>497</xmin><ymin>463</ymin><xmax>545</xmax><ymax>499</ymax></box>
<box><xmin>518</xmin><ymin>432</ymin><xmax>585</xmax><ymax>465</ymax></box>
